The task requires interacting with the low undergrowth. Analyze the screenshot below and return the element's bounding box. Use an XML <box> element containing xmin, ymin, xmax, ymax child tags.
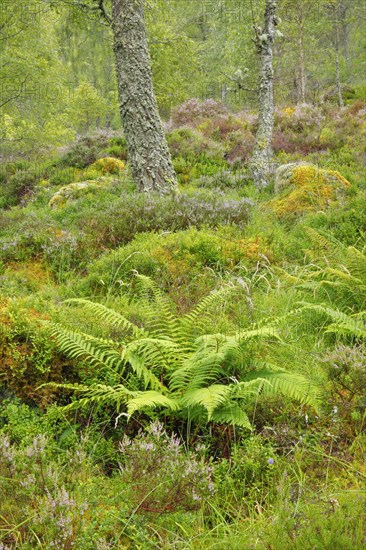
<box><xmin>1</xmin><ymin>101</ymin><xmax>365</xmax><ymax>548</ymax></box>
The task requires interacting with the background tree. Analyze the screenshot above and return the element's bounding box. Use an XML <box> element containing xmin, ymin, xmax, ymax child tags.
<box><xmin>251</xmin><ymin>0</ymin><xmax>278</xmax><ymax>188</ymax></box>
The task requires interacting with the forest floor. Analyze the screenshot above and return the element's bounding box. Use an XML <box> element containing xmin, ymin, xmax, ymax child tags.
<box><xmin>0</xmin><ymin>100</ymin><xmax>365</xmax><ymax>548</ymax></box>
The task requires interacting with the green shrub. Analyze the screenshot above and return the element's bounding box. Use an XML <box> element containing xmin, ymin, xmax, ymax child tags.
<box><xmin>0</xmin><ymin>303</ymin><xmax>71</xmax><ymax>406</ymax></box>
<box><xmin>0</xmin><ymin>170</ymin><xmax>39</xmax><ymax>208</ymax></box>
<box><xmin>322</xmin><ymin>344</ymin><xmax>366</xmax><ymax>431</ymax></box>
<box><xmin>49</xmin><ymin>167</ymin><xmax>78</xmax><ymax>186</ymax></box>
<box><xmin>60</xmin><ymin>133</ymin><xmax>111</xmax><ymax>168</ymax></box>
<box><xmin>215</xmin><ymin>435</ymin><xmax>279</xmax><ymax>510</ymax></box>
<box><xmin>73</xmin><ymin>190</ymin><xmax>253</xmax><ymax>251</ymax></box>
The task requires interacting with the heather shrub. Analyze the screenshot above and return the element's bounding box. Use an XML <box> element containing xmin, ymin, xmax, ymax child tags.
<box><xmin>0</xmin><ymin>210</ymin><xmax>90</xmax><ymax>278</ymax></box>
<box><xmin>197</xmin><ymin>114</ymin><xmax>246</xmax><ymax>140</ymax></box>
<box><xmin>118</xmin><ymin>422</ymin><xmax>215</xmax><ymax>513</ymax></box>
<box><xmin>0</xmin><ymin>210</ymin><xmax>58</xmax><ymax>262</ymax></box>
<box><xmin>0</xmin><ymin>169</ymin><xmax>40</xmax><ymax>208</ymax></box>
<box><xmin>167</xmin><ymin>127</ymin><xmax>225</xmax><ymax>161</ymax></box>
<box><xmin>275</xmin><ymin>104</ymin><xmax>324</xmax><ymax>132</ymax></box>
<box><xmin>103</xmin><ymin>135</ymin><xmax>128</xmax><ymax>160</ymax></box>
<box><xmin>0</xmin><ymin>304</ymin><xmax>72</xmax><ymax>406</ymax></box>
<box><xmin>48</xmin><ymin>166</ymin><xmax>79</xmax><ymax>186</ymax></box>
<box><xmin>322</xmin><ymin>344</ymin><xmax>366</xmax><ymax>429</ymax></box>
<box><xmin>272</xmin><ymin>130</ymin><xmax>324</xmax><ymax>155</ymax></box>
<box><xmin>271</xmin><ymin>104</ymin><xmax>326</xmax><ymax>156</ymax></box>
<box><xmin>224</xmin><ymin>128</ymin><xmax>255</xmax><ymax>163</ymax></box>
<box><xmin>197</xmin><ymin>169</ymin><xmax>249</xmax><ymax>189</ymax></box>
<box><xmin>171</xmin><ymin>98</ymin><xmax>228</xmax><ymax>127</ymax></box>
<box><xmin>76</xmin><ymin>191</ymin><xmax>253</xmax><ymax>249</ymax></box>
<box><xmin>0</xmin><ymin>434</ymin><xmax>91</xmax><ymax>548</ymax></box>
<box><xmin>59</xmin><ymin>133</ymin><xmax>112</xmax><ymax>168</ymax></box>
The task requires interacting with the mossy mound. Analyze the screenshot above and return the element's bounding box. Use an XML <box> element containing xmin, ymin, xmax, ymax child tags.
<box><xmin>268</xmin><ymin>163</ymin><xmax>350</xmax><ymax>217</ymax></box>
<box><xmin>4</xmin><ymin>260</ymin><xmax>52</xmax><ymax>291</ymax></box>
<box><xmin>48</xmin><ymin>180</ymin><xmax>109</xmax><ymax>209</ymax></box>
<box><xmin>88</xmin><ymin>157</ymin><xmax>126</xmax><ymax>175</ymax></box>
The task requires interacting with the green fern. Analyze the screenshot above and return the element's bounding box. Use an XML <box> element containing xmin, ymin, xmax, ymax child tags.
<box><xmin>299</xmin><ymin>304</ymin><xmax>366</xmax><ymax>340</ymax></box>
<box><xmin>46</xmin><ymin>276</ymin><xmax>318</xmax><ymax>428</ymax></box>
<box><xmin>63</xmin><ymin>298</ymin><xmax>145</xmax><ymax>338</ymax></box>
<box><xmin>281</xmin><ymin>228</ymin><xmax>366</xmax><ymax>332</ymax></box>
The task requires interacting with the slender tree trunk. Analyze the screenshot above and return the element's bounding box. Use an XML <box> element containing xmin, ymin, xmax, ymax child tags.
<box><xmin>334</xmin><ymin>17</ymin><xmax>344</xmax><ymax>107</ymax></box>
<box><xmin>298</xmin><ymin>11</ymin><xmax>306</xmax><ymax>103</ymax></box>
<box><xmin>339</xmin><ymin>1</ymin><xmax>350</xmax><ymax>70</ymax></box>
<box><xmin>111</xmin><ymin>0</ymin><xmax>177</xmax><ymax>193</ymax></box>
<box><xmin>251</xmin><ymin>0</ymin><xmax>277</xmax><ymax>188</ymax></box>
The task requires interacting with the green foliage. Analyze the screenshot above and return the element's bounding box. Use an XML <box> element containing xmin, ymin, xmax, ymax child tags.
<box><xmin>65</xmin><ymin>81</ymin><xmax>109</xmax><ymax>133</ymax></box>
<box><xmin>118</xmin><ymin>421</ymin><xmax>215</xmax><ymax>512</ymax></box>
<box><xmin>215</xmin><ymin>435</ymin><xmax>280</xmax><ymax>508</ymax></box>
<box><xmin>0</xmin><ymin>170</ymin><xmax>39</xmax><ymax>208</ymax></box>
<box><xmin>0</xmin><ymin>301</ymin><xmax>72</xmax><ymax>406</ymax></box>
<box><xmin>47</xmin><ymin>276</ymin><xmax>318</xmax><ymax>428</ymax></box>
<box><xmin>305</xmin><ymin>191</ymin><xmax>366</xmax><ymax>246</ymax></box>
<box><xmin>59</xmin><ymin>133</ymin><xmax>113</xmax><ymax>169</ymax></box>
<box><xmin>1</xmin><ymin>0</ymin><xmax>366</xmax><ymax>544</ymax></box>
<box><xmin>322</xmin><ymin>344</ymin><xmax>366</xmax><ymax>429</ymax></box>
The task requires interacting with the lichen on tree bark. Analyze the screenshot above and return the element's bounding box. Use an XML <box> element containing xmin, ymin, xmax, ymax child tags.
<box><xmin>112</xmin><ymin>0</ymin><xmax>177</xmax><ymax>193</ymax></box>
<box><xmin>251</xmin><ymin>0</ymin><xmax>277</xmax><ymax>188</ymax></box>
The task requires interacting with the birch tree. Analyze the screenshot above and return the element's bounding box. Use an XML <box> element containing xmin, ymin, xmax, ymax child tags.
<box><xmin>251</xmin><ymin>0</ymin><xmax>278</xmax><ymax>188</ymax></box>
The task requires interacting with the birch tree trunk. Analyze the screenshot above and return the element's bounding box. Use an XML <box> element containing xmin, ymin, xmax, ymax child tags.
<box><xmin>251</xmin><ymin>0</ymin><xmax>277</xmax><ymax>188</ymax></box>
<box><xmin>334</xmin><ymin>17</ymin><xmax>344</xmax><ymax>107</ymax></box>
<box><xmin>298</xmin><ymin>8</ymin><xmax>306</xmax><ymax>104</ymax></box>
<box><xmin>111</xmin><ymin>0</ymin><xmax>177</xmax><ymax>193</ymax></box>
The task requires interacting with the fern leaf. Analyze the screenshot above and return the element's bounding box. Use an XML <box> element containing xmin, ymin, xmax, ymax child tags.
<box><xmin>346</xmin><ymin>247</ymin><xmax>366</xmax><ymax>281</ymax></box>
<box><xmin>179</xmin><ymin>286</ymin><xmax>235</xmax><ymax>346</ymax></box>
<box><xmin>243</xmin><ymin>367</ymin><xmax>319</xmax><ymax>410</ymax></box>
<box><xmin>125</xmin><ymin>351</ymin><xmax>166</xmax><ymax>392</ymax></box>
<box><xmin>304</xmin><ymin>228</ymin><xmax>345</xmax><ymax>263</ymax></box>
<box><xmin>127</xmin><ymin>337</ymin><xmax>182</xmax><ymax>372</ymax></box>
<box><xmin>126</xmin><ymin>391</ymin><xmax>179</xmax><ymax>417</ymax></box>
<box><xmin>49</xmin><ymin>324</ymin><xmax>124</xmax><ymax>371</ymax></box>
<box><xmin>133</xmin><ymin>274</ymin><xmax>180</xmax><ymax>339</ymax></box>
<box><xmin>43</xmin><ymin>383</ymin><xmax>131</xmax><ymax>412</ymax></box>
<box><xmin>181</xmin><ymin>385</ymin><xmax>232</xmax><ymax>420</ymax></box>
<box><xmin>210</xmin><ymin>402</ymin><xmax>253</xmax><ymax>429</ymax></box>
<box><xmin>300</xmin><ymin>303</ymin><xmax>366</xmax><ymax>338</ymax></box>
<box><xmin>63</xmin><ymin>299</ymin><xmax>143</xmax><ymax>338</ymax></box>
